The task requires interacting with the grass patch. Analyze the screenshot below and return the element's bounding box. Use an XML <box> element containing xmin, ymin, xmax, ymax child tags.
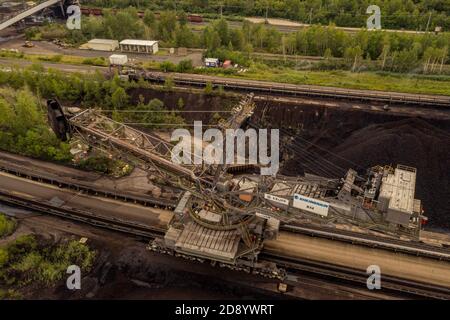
<box><xmin>193</xmin><ymin>65</ymin><xmax>450</xmax><ymax>96</ymax></box>
<box><xmin>2</xmin><ymin>50</ymin><xmax>449</xmax><ymax>96</ymax></box>
<box><xmin>0</xmin><ymin>213</ymin><xmax>17</xmax><ymax>238</ymax></box>
<box><xmin>0</xmin><ymin>53</ymin><xmax>108</xmax><ymax>68</ymax></box>
<box><xmin>81</xmin><ymin>57</ymin><xmax>107</xmax><ymax>67</ymax></box>
<box><xmin>77</xmin><ymin>156</ymin><xmax>133</xmax><ymax>177</ymax></box>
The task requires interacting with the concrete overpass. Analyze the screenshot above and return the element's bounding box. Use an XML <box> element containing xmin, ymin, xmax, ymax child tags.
<box><xmin>0</xmin><ymin>0</ymin><xmax>63</xmax><ymax>31</ymax></box>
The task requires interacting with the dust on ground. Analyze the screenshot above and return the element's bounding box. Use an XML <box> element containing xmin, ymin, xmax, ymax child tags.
<box><xmin>1</xmin><ymin>206</ymin><xmax>281</xmax><ymax>300</ymax></box>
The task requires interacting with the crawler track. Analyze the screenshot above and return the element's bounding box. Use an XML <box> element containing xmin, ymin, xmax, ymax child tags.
<box><xmin>0</xmin><ymin>163</ymin><xmax>449</xmax><ymax>299</ymax></box>
<box><xmin>1</xmin><ymin>160</ymin><xmax>449</xmax><ymax>261</ymax></box>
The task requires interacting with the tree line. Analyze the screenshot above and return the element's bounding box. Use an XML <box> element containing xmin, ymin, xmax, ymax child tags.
<box><xmin>0</xmin><ymin>86</ymin><xmax>72</xmax><ymax>162</ymax></box>
<box><xmin>0</xmin><ymin>65</ymin><xmax>187</xmax><ymax>169</ymax></box>
<box><xmin>84</xmin><ymin>0</ymin><xmax>450</xmax><ymax>31</ymax></box>
<box><xmin>58</xmin><ymin>7</ymin><xmax>449</xmax><ymax>74</ymax></box>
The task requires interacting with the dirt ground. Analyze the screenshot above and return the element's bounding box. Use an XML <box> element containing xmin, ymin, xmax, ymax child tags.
<box><xmin>0</xmin><ymin>204</ymin><xmax>281</xmax><ymax>300</ymax></box>
<box><xmin>0</xmin><ymin>39</ymin><xmax>204</xmax><ymax>66</ymax></box>
<box><xmin>245</xmin><ymin>17</ymin><xmax>304</xmax><ymax>27</ymax></box>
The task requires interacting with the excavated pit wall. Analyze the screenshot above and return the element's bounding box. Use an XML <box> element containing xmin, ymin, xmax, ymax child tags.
<box><xmin>128</xmin><ymin>88</ymin><xmax>450</xmax><ymax>230</ymax></box>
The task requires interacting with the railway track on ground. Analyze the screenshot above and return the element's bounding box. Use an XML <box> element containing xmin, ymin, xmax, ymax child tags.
<box><xmin>0</xmin><ymin>189</ymin><xmax>165</xmax><ymax>239</ymax></box>
<box><xmin>261</xmin><ymin>251</ymin><xmax>450</xmax><ymax>300</ymax></box>
<box><xmin>1</xmin><ymin>159</ymin><xmax>449</xmax><ymax>262</ymax></box>
<box><xmin>0</xmin><ymin>166</ymin><xmax>449</xmax><ymax>299</ymax></box>
<box><xmin>281</xmin><ymin>224</ymin><xmax>450</xmax><ymax>261</ymax></box>
<box><xmin>0</xmin><ymin>160</ymin><xmax>178</xmax><ymax>210</ymax></box>
<box><xmin>141</xmin><ymin>72</ymin><xmax>450</xmax><ymax>107</ymax></box>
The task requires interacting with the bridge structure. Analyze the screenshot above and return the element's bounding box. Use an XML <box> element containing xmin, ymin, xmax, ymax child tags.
<box><xmin>0</xmin><ymin>0</ymin><xmax>65</xmax><ymax>31</ymax></box>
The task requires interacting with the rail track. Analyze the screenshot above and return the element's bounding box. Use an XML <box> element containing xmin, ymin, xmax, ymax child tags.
<box><xmin>0</xmin><ymin>161</ymin><xmax>178</xmax><ymax>210</ymax></box>
<box><xmin>2</xmin><ymin>180</ymin><xmax>448</xmax><ymax>299</ymax></box>
<box><xmin>1</xmin><ymin>160</ymin><xmax>449</xmax><ymax>262</ymax></box>
<box><xmin>0</xmin><ymin>189</ymin><xmax>165</xmax><ymax>239</ymax></box>
<box><xmin>261</xmin><ymin>251</ymin><xmax>450</xmax><ymax>300</ymax></box>
<box><xmin>140</xmin><ymin>72</ymin><xmax>450</xmax><ymax>107</ymax></box>
<box><xmin>0</xmin><ymin>167</ymin><xmax>449</xmax><ymax>299</ymax></box>
<box><xmin>281</xmin><ymin>225</ymin><xmax>450</xmax><ymax>262</ymax></box>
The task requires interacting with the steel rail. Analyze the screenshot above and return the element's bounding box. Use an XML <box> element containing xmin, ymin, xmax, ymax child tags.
<box><xmin>0</xmin><ymin>189</ymin><xmax>165</xmax><ymax>239</ymax></box>
<box><xmin>0</xmin><ymin>161</ymin><xmax>178</xmax><ymax>209</ymax></box>
<box><xmin>141</xmin><ymin>72</ymin><xmax>450</xmax><ymax>107</ymax></box>
<box><xmin>0</xmin><ymin>174</ymin><xmax>448</xmax><ymax>299</ymax></box>
<box><xmin>1</xmin><ymin>160</ymin><xmax>449</xmax><ymax>261</ymax></box>
<box><xmin>260</xmin><ymin>251</ymin><xmax>450</xmax><ymax>300</ymax></box>
<box><xmin>281</xmin><ymin>224</ymin><xmax>450</xmax><ymax>261</ymax></box>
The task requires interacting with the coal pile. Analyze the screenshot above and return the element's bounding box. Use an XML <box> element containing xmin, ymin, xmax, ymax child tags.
<box><xmin>282</xmin><ymin>118</ymin><xmax>450</xmax><ymax>230</ymax></box>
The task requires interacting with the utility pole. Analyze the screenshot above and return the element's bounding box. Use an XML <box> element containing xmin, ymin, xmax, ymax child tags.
<box><xmin>309</xmin><ymin>9</ymin><xmax>313</xmax><ymax>25</ymax></box>
<box><xmin>265</xmin><ymin>0</ymin><xmax>269</xmax><ymax>24</ymax></box>
<box><xmin>220</xmin><ymin>3</ymin><xmax>223</xmax><ymax>18</ymax></box>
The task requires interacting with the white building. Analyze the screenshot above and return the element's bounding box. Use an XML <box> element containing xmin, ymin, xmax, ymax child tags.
<box><xmin>82</xmin><ymin>39</ymin><xmax>119</xmax><ymax>51</ymax></box>
<box><xmin>119</xmin><ymin>39</ymin><xmax>159</xmax><ymax>54</ymax></box>
<box><xmin>204</xmin><ymin>58</ymin><xmax>219</xmax><ymax>67</ymax></box>
<box><xmin>378</xmin><ymin>165</ymin><xmax>419</xmax><ymax>227</ymax></box>
<box><xmin>109</xmin><ymin>54</ymin><xmax>128</xmax><ymax>66</ymax></box>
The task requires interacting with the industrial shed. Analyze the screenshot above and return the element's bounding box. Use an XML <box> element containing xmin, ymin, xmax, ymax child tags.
<box><xmin>81</xmin><ymin>39</ymin><xmax>119</xmax><ymax>52</ymax></box>
<box><xmin>119</xmin><ymin>39</ymin><xmax>159</xmax><ymax>54</ymax></box>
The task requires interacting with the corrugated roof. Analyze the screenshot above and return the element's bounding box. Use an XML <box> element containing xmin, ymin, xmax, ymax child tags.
<box><xmin>119</xmin><ymin>39</ymin><xmax>158</xmax><ymax>46</ymax></box>
<box><xmin>88</xmin><ymin>39</ymin><xmax>119</xmax><ymax>45</ymax></box>
<box><xmin>379</xmin><ymin>166</ymin><xmax>416</xmax><ymax>214</ymax></box>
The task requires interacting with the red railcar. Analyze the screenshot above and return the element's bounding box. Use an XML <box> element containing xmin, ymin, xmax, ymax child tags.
<box><xmin>188</xmin><ymin>14</ymin><xmax>203</xmax><ymax>23</ymax></box>
<box><xmin>80</xmin><ymin>7</ymin><xmax>103</xmax><ymax>16</ymax></box>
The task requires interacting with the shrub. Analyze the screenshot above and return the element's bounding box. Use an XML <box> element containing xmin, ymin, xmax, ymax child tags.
<box><xmin>0</xmin><ymin>247</ymin><xmax>9</xmax><ymax>267</ymax></box>
<box><xmin>159</xmin><ymin>61</ymin><xmax>176</xmax><ymax>72</ymax></box>
<box><xmin>204</xmin><ymin>81</ymin><xmax>214</xmax><ymax>95</ymax></box>
<box><xmin>164</xmin><ymin>76</ymin><xmax>174</xmax><ymax>90</ymax></box>
<box><xmin>176</xmin><ymin>59</ymin><xmax>193</xmax><ymax>73</ymax></box>
<box><xmin>0</xmin><ymin>235</ymin><xmax>96</xmax><ymax>287</ymax></box>
<box><xmin>82</xmin><ymin>57</ymin><xmax>107</xmax><ymax>66</ymax></box>
<box><xmin>0</xmin><ymin>213</ymin><xmax>16</xmax><ymax>238</ymax></box>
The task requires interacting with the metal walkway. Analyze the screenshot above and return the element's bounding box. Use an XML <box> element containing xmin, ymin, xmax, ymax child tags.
<box><xmin>0</xmin><ymin>0</ymin><xmax>61</xmax><ymax>31</ymax></box>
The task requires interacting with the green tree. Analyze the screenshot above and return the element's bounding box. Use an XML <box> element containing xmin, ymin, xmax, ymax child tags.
<box><xmin>14</xmin><ymin>89</ymin><xmax>40</xmax><ymax>134</ymax></box>
<box><xmin>204</xmin><ymin>81</ymin><xmax>213</xmax><ymax>95</ymax></box>
<box><xmin>164</xmin><ymin>77</ymin><xmax>174</xmax><ymax>90</ymax></box>
<box><xmin>177</xmin><ymin>97</ymin><xmax>185</xmax><ymax>109</ymax></box>
<box><xmin>0</xmin><ymin>98</ymin><xmax>14</xmax><ymax>128</ymax></box>
<box><xmin>159</xmin><ymin>11</ymin><xmax>178</xmax><ymax>41</ymax></box>
<box><xmin>175</xmin><ymin>25</ymin><xmax>196</xmax><ymax>48</ymax></box>
<box><xmin>178</xmin><ymin>11</ymin><xmax>188</xmax><ymax>27</ymax></box>
<box><xmin>143</xmin><ymin>9</ymin><xmax>156</xmax><ymax>27</ymax></box>
<box><xmin>111</xmin><ymin>87</ymin><xmax>129</xmax><ymax>109</ymax></box>
<box><xmin>214</xmin><ymin>18</ymin><xmax>230</xmax><ymax>46</ymax></box>
<box><xmin>344</xmin><ymin>46</ymin><xmax>364</xmax><ymax>72</ymax></box>
<box><xmin>176</xmin><ymin>59</ymin><xmax>193</xmax><ymax>73</ymax></box>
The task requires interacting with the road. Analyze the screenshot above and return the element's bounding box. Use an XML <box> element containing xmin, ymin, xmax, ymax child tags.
<box><xmin>0</xmin><ymin>57</ymin><xmax>106</xmax><ymax>73</ymax></box>
<box><xmin>1</xmin><ymin>38</ymin><xmax>204</xmax><ymax>66</ymax></box>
